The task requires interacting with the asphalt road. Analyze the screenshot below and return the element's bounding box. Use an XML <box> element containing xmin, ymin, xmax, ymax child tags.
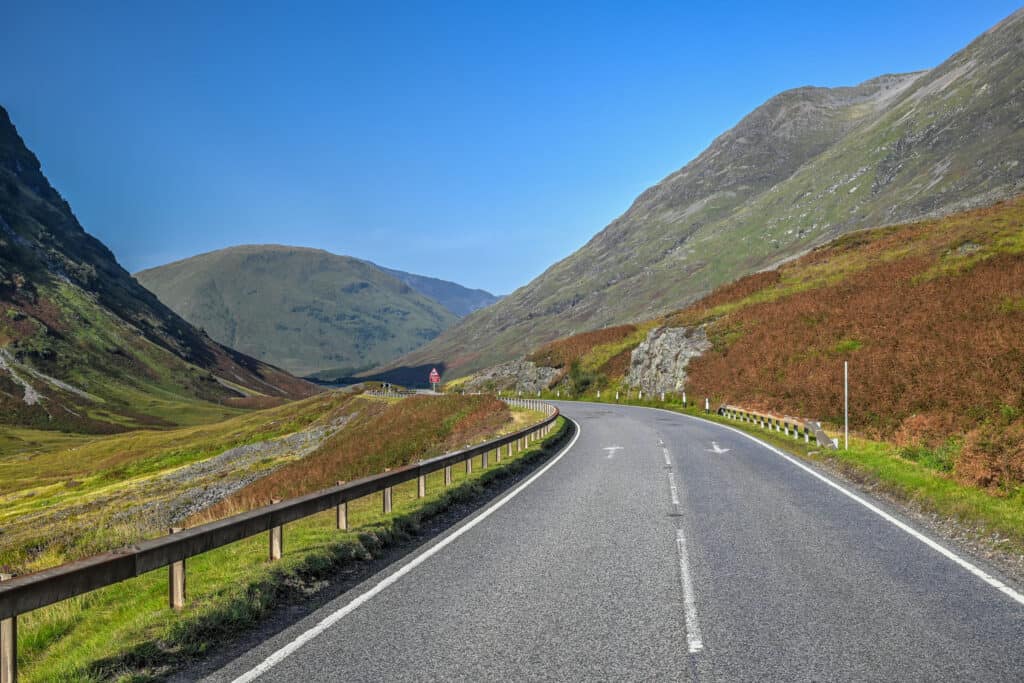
<box><xmin>202</xmin><ymin>402</ymin><xmax>1024</xmax><ymax>682</ymax></box>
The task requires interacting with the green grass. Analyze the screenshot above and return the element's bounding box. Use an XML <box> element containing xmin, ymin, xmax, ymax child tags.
<box><xmin>14</xmin><ymin>415</ymin><xmax>570</xmax><ymax>682</ymax></box>
<box><xmin>577</xmin><ymin>324</ymin><xmax>654</xmax><ymax>373</ymax></box>
<box><xmin>0</xmin><ymin>393</ymin><xmax>357</xmax><ymax>574</ymax></box>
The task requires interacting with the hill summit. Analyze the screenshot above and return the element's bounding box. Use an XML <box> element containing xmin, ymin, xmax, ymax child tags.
<box><xmin>0</xmin><ymin>106</ymin><xmax>316</xmax><ymax>432</ymax></box>
<box><xmin>381</xmin><ymin>8</ymin><xmax>1024</xmax><ymax>377</ymax></box>
<box><xmin>136</xmin><ymin>245</ymin><xmax>480</xmax><ymax>378</ymax></box>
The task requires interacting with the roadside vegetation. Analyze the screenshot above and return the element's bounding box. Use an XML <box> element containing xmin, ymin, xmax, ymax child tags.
<box><xmin>8</xmin><ymin>392</ymin><xmax>563</xmax><ymax>682</ymax></box>
<box><xmin>471</xmin><ymin>197</ymin><xmax>1024</xmax><ymax>495</ymax></box>
<box><xmin>0</xmin><ymin>391</ymin><xmax>357</xmax><ymax>574</ymax></box>
<box><xmin>192</xmin><ymin>394</ymin><xmax>512</xmax><ymax>523</ymax></box>
<box><xmin>551</xmin><ymin>391</ymin><xmax>1024</xmax><ymax>558</ymax></box>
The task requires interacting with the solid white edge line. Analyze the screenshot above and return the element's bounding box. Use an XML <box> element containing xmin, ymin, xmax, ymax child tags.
<box><xmin>648</xmin><ymin>405</ymin><xmax>1024</xmax><ymax>608</ymax></box>
<box><xmin>231</xmin><ymin>417</ymin><xmax>584</xmax><ymax>683</ymax></box>
<box><xmin>676</xmin><ymin>528</ymin><xmax>704</xmax><ymax>653</ymax></box>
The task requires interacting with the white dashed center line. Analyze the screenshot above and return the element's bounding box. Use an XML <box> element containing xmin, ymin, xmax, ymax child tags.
<box><xmin>662</xmin><ymin>443</ymin><xmax>704</xmax><ymax>654</ymax></box>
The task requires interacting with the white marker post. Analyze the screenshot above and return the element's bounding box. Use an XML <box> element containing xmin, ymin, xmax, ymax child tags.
<box><xmin>844</xmin><ymin>361</ymin><xmax>849</xmax><ymax>450</ymax></box>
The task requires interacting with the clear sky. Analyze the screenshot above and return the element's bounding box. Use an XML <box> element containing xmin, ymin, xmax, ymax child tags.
<box><xmin>3</xmin><ymin>2</ymin><xmax>1020</xmax><ymax>294</ymax></box>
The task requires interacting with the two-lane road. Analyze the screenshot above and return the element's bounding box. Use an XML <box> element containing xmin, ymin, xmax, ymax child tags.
<box><xmin>202</xmin><ymin>402</ymin><xmax>1024</xmax><ymax>682</ymax></box>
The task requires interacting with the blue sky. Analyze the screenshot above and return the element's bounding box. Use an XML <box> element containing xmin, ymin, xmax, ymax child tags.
<box><xmin>3</xmin><ymin>2</ymin><xmax>1020</xmax><ymax>294</ymax></box>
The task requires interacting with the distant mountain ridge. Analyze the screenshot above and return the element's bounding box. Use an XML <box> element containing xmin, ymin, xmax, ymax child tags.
<box><xmin>0</xmin><ymin>107</ymin><xmax>316</xmax><ymax>432</ymax></box>
<box><xmin>380</xmin><ymin>8</ymin><xmax>1024</xmax><ymax>377</ymax></box>
<box><xmin>136</xmin><ymin>245</ymin><xmax>485</xmax><ymax>378</ymax></box>
<box><xmin>373</xmin><ymin>264</ymin><xmax>500</xmax><ymax>317</ymax></box>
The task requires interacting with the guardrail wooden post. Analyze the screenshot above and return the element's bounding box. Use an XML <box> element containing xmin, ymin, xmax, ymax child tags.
<box><xmin>269</xmin><ymin>499</ymin><xmax>283</xmax><ymax>561</ymax></box>
<box><xmin>417</xmin><ymin>467</ymin><xmax>426</xmax><ymax>498</ymax></box>
<box><xmin>444</xmin><ymin>465</ymin><xmax>452</xmax><ymax>486</ymax></box>
<box><xmin>465</xmin><ymin>456</ymin><xmax>472</xmax><ymax>475</ymax></box>
<box><xmin>169</xmin><ymin>527</ymin><xmax>185</xmax><ymax>611</ymax></box>
<box><xmin>336</xmin><ymin>481</ymin><xmax>348</xmax><ymax>530</ymax></box>
<box><xmin>383</xmin><ymin>471</ymin><xmax>393</xmax><ymax>513</ymax></box>
<box><xmin>1</xmin><ymin>573</ymin><xmax>15</xmax><ymax>683</ymax></box>
<box><xmin>482</xmin><ymin>449</ymin><xmax>489</xmax><ymax>468</ymax></box>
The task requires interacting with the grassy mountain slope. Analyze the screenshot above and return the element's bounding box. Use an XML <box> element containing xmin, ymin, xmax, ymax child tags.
<box><xmin>376</xmin><ymin>264</ymin><xmax>500</xmax><ymax>317</ymax></box>
<box><xmin>493</xmin><ymin>197</ymin><xmax>1024</xmax><ymax>490</ymax></box>
<box><xmin>383</xmin><ymin>8</ymin><xmax>1024</xmax><ymax>377</ymax></box>
<box><xmin>0</xmin><ymin>106</ymin><xmax>317</xmax><ymax>433</ymax></box>
<box><xmin>136</xmin><ymin>245</ymin><xmax>459</xmax><ymax>377</ymax></box>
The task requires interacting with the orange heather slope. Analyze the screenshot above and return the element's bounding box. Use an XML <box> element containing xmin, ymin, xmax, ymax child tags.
<box><xmin>502</xmin><ymin>197</ymin><xmax>1024</xmax><ymax>489</ymax></box>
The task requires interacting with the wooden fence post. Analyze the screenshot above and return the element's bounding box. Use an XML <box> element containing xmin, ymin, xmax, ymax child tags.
<box><xmin>444</xmin><ymin>465</ymin><xmax>452</xmax><ymax>486</ymax></box>
<box><xmin>336</xmin><ymin>481</ymin><xmax>348</xmax><ymax>530</ymax></box>
<box><xmin>169</xmin><ymin>527</ymin><xmax>185</xmax><ymax>611</ymax></box>
<box><xmin>1</xmin><ymin>573</ymin><xmax>15</xmax><ymax>683</ymax></box>
<box><xmin>269</xmin><ymin>498</ymin><xmax>282</xmax><ymax>561</ymax></box>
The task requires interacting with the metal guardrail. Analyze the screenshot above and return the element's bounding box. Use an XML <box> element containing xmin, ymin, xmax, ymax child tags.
<box><xmin>365</xmin><ymin>389</ymin><xmax>419</xmax><ymax>398</ymax></box>
<box><xmin>0</xmin><ymin>398</ymin><xmax>558</xmax><ymax>683</ymax></box>
<box><xmin>717</xmin><ymin>404</ymin><xmax>836</xmax><ymax>449</ymax></box>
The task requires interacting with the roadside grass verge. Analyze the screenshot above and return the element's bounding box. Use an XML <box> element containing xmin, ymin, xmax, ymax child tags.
<box><xmin>0</xmin><ymin>392</ymin><xmax>358</xmax><ymax>574</ymax></box>
<box><xmin>190</xmin><ymin>394</ymin><xmax>515</xmax><ymax>524</ymax></box>
<box><xmin>559</xmin><ymin>394</ymin><xmax>1024</xmax><ymax>556</ymax></box>
<box><xmin>488</xmin><ymin>199</ymin><xmax>1024</xmax><ymax>491</ymax></box>
<box><xmin>14</xmin><ymin>414</ymin><xmax>569</xmax><ymax>682</ymax></box>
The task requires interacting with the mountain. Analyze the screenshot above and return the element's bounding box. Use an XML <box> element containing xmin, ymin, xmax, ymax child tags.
<box><xmin>481</xmin><ymin>196</ymin><xmax>1024</xmax><ymax>490</ymax></box>
<box><xmin>0</xmin><ymin>106</ymin><xmax>317</xmax><ymax>433</ymax></box>
<box><xmin>135</xmin><ymin>246</ymin><xmax>461</xmax><ymax>378</ymax></box>
<box><xmin>379</xmin><ymin>8</ymin><xmax>1024</xmax><ymax>378</ymax></box>
<box><xmin>374</xmin><ymin>265</ymin><xmax>500</xmax><ymax>317</ymax></box>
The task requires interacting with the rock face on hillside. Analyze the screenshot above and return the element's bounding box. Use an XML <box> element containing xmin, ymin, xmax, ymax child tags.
<box><xmin>381</xmin><ymin>8</ymin><xmax>1024</xmax><ymax>377</ymax></box>
<box><xmin>628</xmin><ymin>327</ymin><xmax>710</xmax><ymax>394</ymax></box>
<box><xmin>461</xmin><ymin>359</ymin><xmax>561</xmax><ymax>394</ymax></box>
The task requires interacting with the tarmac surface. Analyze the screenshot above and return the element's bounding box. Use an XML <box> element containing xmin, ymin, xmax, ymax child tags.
<box><xmin>202</xmin><ymin>401</ymin><xmax>1024</xmax><ymax>682</ymax></box>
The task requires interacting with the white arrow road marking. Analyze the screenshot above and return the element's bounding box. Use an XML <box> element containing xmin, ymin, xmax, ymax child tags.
<box><xmin>707</xmin><ymin>441</ymin><xmax>730</xmax><ymax>454</ymax></box>
<box><xmin>603</xmin><ymin>446</ymin><xmax>624</xmax><ymax>459</ymax></box>
<box><xmin>652</xmin><ymin>405</ymin><xmax>1024</xmax><ymax>608</ymax></box>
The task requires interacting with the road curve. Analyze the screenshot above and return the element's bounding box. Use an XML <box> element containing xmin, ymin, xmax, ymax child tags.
<box><xmin>201</xmin><ymin>402</ymin><xmax>1024</xmax><ymax>682</ymax></box>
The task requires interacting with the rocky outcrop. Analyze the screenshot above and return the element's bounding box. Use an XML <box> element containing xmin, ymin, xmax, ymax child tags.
<box><xmin>628</xmin><ymin>326</ymin><xmax>710</xmax><ymax>394</ymax></box>
<box><xmin>462</xmin><ymin>359</ymin><xmax>561</xmax><ymax>394</ymax></box>
<box><xmin>379</xmin><ymin>9</ymin><xmax>1024</xmax><ymax>378</ymax></box>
